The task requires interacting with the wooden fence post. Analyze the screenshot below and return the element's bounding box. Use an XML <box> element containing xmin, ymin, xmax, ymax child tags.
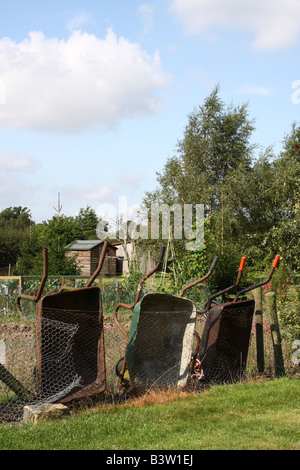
<box><xmin>265</xmin><ymin>291</ymin><xmax>285</xmax><ymax>377</ymax></box>
<box><xmin>254</xmin><ymin>287</ymin><xmax>264</xmax><ymax>373</ymax></box>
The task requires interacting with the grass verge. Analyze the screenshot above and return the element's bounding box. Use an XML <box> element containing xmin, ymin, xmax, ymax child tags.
<box><xmin>0</xmin><ymin>377</ymin><xmax>299</xmax><ymax>450</ymax></box>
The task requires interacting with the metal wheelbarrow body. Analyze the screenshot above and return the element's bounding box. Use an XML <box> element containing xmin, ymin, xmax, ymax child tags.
<box><xmin>192</xmin><ymin>255</ymin><xmax>280</xmax><ymax>384</ymax></box>
<box><xmin>195</xmin><ymin>298</ymin><xmax>255</xmax><ymax>384</ymax></box>
<box><xmin>125</xmin><ymin>292</ymin><xmax>197</xmax><ymax>389</ymax></box>
<box><xmin>36</xmin><ymin>285</ymin><xmax>106</xmax><ymax>403</ymax></box>
<box><xmin>16</xmin><ymin>242</ymin><xmax>109</xmax><ymax>404</ymax></box>
<box><xmin>112</xmin><ymin>250</ymin><xmax>218</xmax><ymax>395</ymax></box>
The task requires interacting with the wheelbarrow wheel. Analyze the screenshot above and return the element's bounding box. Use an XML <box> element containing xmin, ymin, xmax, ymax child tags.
<box><xmin>110</xmin><ymin>357</ymin><xmax>130</xmax><ymax>401</ymax></box>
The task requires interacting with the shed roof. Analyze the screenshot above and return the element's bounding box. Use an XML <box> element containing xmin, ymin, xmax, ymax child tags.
<box><xmin>67</xmin><ymin>240</ymin><xmax>116</xmax><ymax>251</ymax></box>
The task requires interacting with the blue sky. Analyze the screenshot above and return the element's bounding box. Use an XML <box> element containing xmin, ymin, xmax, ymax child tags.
<box><xmin>0</xmin><ymin>0</ymin><xmax>299</xmax><ymax>223</ymax></box>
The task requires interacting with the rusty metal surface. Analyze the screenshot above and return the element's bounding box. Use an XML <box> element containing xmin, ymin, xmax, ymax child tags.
<box><xmin>195</xmin><ymin>299</ymin><xmax>255</xmax><ymax>384</ymax></box>
<box><xmin>113</xmin><ymin>246</ymin><xmax>166</xmax><ymax>341</ymax></box>
<box><xmin>36</xmin><ymin>286</ymin><xmax>106</xmax><ymax>403</ymax></box>
<box><xmin>199</xmin><ymin>256</ymin><xmax>246</xmax><ymax>315</ymax></box>
<box><xmin>179</xmin><ymin>256</ymin><xmax>218</xmax><ymax>298</ymax></box>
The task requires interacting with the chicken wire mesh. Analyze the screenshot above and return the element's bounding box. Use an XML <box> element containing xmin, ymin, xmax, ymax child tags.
<box><xmin>35</xmin><ymin>286</ymin><xmax>106</xmax><ymax>403</ymax></box>
<box><xmin>0</xmin><ymin>288</ymin><xmax>297</xmax><ymax>424</ymax></box>
<box><xmin>113</xmin><ymin>293</ymin><xmax>197</xmax><ymax>392</ymax></box>
<box><xmin>190</xmin><ymin>299</ymin><xmax>255</xmax><ymax>385</ymax></box>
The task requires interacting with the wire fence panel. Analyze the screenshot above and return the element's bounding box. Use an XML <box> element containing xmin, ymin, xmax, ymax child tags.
<box><xmin>0</xmin><ymin>287</ymin><xmax>299</xmax><ymax>424</ymax></box>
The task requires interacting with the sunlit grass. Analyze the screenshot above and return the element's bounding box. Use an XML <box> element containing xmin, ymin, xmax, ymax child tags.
<box><xmin>0</xmin><ymin>378</ymin><xmax>299</xmax><ymax>450</ymax></box>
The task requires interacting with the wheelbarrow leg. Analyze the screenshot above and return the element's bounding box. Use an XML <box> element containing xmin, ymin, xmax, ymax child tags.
<box><xmin>110</xmin><ymin>357</ymin><xmax>130</xmax><ymax>401</ymax></box>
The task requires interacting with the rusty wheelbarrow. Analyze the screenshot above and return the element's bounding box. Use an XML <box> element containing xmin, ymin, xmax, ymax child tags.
<box><xmin>111</xmin><ymin>250</ymin><xmax>218</xmax><ymax>397</ymax></box>
<box><xmin>16</xmin><ymin>242</ymin><xmax>109</xmax><ymax>403</ymax></box>
<box><xmin>191</xmin><ymin>255</ymin><xmax>280</xmax><ymax>385</ymax></box>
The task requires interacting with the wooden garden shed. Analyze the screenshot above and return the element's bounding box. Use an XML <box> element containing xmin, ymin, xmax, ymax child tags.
<box><xmin>66</xmin><ymin>240</ymin><xmax>117</xmax><ymax>277</ymax></box>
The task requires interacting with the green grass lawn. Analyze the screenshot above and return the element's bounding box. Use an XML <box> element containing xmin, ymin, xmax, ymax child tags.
<box><xmin>0</xmin><ymin>377</ymin><xmax>299</xmax><ymax>450</ymax></box>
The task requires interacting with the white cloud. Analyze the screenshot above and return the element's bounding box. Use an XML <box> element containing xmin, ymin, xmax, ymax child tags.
<box><xmin>67</xmin><ymin>170</ymin><xmax>144</xmax><ymax>206</ymax></box>
<box><xmin>80</xmin><ymin>181</ymin><xmax>118</xmax><ymax>202</ymax></box>
<box><xmin>0</xmin><ymin>152</ymin><xmax>39</xmax><ymax>171</ymax></box>
<box><xmin>170</xmin><ymin>0</ymin><xmax>300</xmax><ymax>50</ymax></box>
<box><xmin>0</xmin><ymin>80</ymin><xmax>6</xmax><ymax>104</ymax></box>
<box><xmin>0</xmin><ymin>29</ymin><xmax>171</xmax><ymax>133</ymax></box>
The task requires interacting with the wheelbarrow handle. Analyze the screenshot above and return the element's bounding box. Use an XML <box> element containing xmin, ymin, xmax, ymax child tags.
<box><xmin>179</xmin><ymin>255</ymin><xmax>218</xmax><ymax>297</ymax></box>
<box><xmin>85</xmin><ymin>240</ymin><xmax>109</xmax><ymax>287</ymax></box>
<box><xmin>134</xmin><ymin>245</ymin><xmax>166</xmax><ymax>300</ymax></box>
<box><xmin>113</xmin><ymin>302</ymin><xmax>132</xmax><ymax>340</ymax></box>
<box><xmin>16</xmin><ymin>247</ymin><xmax>48</xmax><ymax>328</ymax></box>
<box><xmin>113</xmin><ymin>245</ymin><xmax>166</xmax><ymax>338</ymax></box>
<box><xmin>16</xmin><ymin>247</ymin><xmax>48</xmax><ymax>305</ymax></box>
<box><xmin>157</xmin><ymin>245</ymin><xmax>166</xmax><ymax>264</ymax></box>
<box><xmin>199</xmin><ymin>256</ymin><xmax>246</xmax><ymax>314</ymax></box>
<box><xmin>209</xmin><ymin>256</ymin><xmax>219</xmax><ymax>273</ymax></box>
<box><xmin>233</xmin><ymin>254</ymin><xmax>280</xmax><ymax>302</ymax></box>
<box><xmin>239</xmin><ymin>256</ymin><xmax>246</xmax><ymax>271</ymax></box>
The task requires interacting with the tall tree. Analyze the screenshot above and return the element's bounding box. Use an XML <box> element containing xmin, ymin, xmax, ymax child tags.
<box><xmin>263</xmin><ymin>123</ymin><xmax>300</xmax><ymax>276</ymax></box>
<box><xmin>0</xmin><ymin>206</ymin><xmax>33</xmax><ymax>270</ymax></box>
<box><xmin>0</xmin><ymin>206</ymin><xmax>32</xmax><ymax>228</ymax></box>
<box><xmin>75</xmin><ymin>205</ymin><xmax>100</xmax><ymax>239</ymax></box>
<box><xmin>34</xmin><ymin>215</ymin><xmax>81</xmax><ymax>275</ymax></box>
<box><xmin>151</xmin><ymin>85</ymin><xmax>256</xmax><ymax>213</ymax></box>
<box><xmin>143</xmin><ymin>86</ymin><xmax>258</xmax><ymax>287</ymax></box>
<box><xmin>14</xmin><ymin>214</ymin><xmax>81</xmax><ymax>275</ymax></box>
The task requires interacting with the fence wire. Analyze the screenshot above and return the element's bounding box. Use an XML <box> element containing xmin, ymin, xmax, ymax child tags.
<box><xmin>0</xmin><ymin>291</ymin><xmax>298</xmax><ymax>424</ymax></box>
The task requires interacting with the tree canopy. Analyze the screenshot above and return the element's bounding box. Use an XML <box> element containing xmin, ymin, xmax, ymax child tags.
<box><xmin>0</xmin><ymin>204</ymin><xmax>105</xmax><ymax>275</ymax></box>
<box><xmin>143</xmin><ymin>86</ymin><xmax>299</xmax><ymax>288</ymax></box>
<box><xmin>0</xmin><ymin>87</ymin><xmax>298</xmax><ymax>283</ymax></box>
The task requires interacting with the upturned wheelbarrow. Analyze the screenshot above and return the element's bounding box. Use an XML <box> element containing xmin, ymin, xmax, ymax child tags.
<box><xmin>111</xmin><ymin>250</ymin><xmax>218</xmax><ymax>397</ymax></box>
<box><xmin>16</xmin><ymin>242</ymin><xmax>109</xmax><ymax>403</ymax></box>
<box><xmin>191</xmin><ymin>255</ymin><xmax>280</xmax><ymax>385</ymax></box>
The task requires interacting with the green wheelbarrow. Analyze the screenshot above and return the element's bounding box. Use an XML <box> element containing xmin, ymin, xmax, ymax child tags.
<box><xmin>111</xmin><ymin>249</ymin><xmax>218</xmax><ymax>398</ymax></box>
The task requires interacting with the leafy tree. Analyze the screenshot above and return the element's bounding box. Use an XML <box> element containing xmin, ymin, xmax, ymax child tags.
<box><xmin>143</xmin><ymin>86</ymin><xmax>258</xmax><ymax>288</ymax></box>
<box><xmin>13</xmin><ymin>225</ymin><xmax>42</xmax><ymax>275</ymax></box>
<box><xmin>0</xmin><ymin>206</ymin><xmax>31</xmax><ymax>229</ymax></box>
<box><xmin>75</xmin><ymin>205</ymin><xmax>100</xmax><ymax>239</ymax></box>
<box><xmin>262</xmin><ymin>123</ymin><xmax>300</xmax><ymax>277</ymax></box>
<box><xmin>211</xmin><ymin>149</ymin><xmax>279</xmax><ymax>260</ymax></box>
<box><xmin>151</xmin><ymin>85</ymin><xmax>255</xmax><ymax>212</ymax></box>
<box><xmin>0</xmin><ymin>206</ymin><xmax>33</xmax><ymax>270</ymax></box>
<box><xmin>14</xmin><ymin>214</ymin><xmax>81</xmax><ymax>275</ymax></box>
<box><xmin>34</xmin><ymin>215</ymin><xmax>81</xmax><ymax>275</ymax></box>
<box><xmin>13</xmin><ymin>205</ymin><xmax>108</xmax><ymax>275</ymax></box>
<box><xmin>143</xmin><ymin>100</ymin><xmax>299</xmax><ymax>288</ymax></box>
<box><xmin>266</xmin><ymin>203</ymin><xmax>300</xmax><ymax>275</ymax></box>
<box><xmin>274</xmin><ymin>122</ymin><xmax>300</xmax><ymax>218</ymax></box>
